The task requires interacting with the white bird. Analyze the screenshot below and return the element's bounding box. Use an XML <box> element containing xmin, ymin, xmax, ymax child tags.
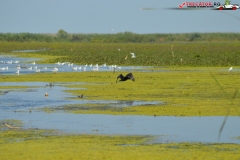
<box><xmin>52</xmin><ymin>69</ymin><xmax>58</xmax><ymax>72</ymax></box>
<box><xmin>35</xmin><ymin>69</ymin><xmax>40</xmax><ymax>73</ymax></box>
<box><xmin>16</xmin><ymin>66</ymin><xmax>21</xmax><ymax>70</ymax></box>
<box><xmin>16</xmin><ymin>70</ymin><xmax>19</xmax><ymax>75</ymax></box>
<box><xmin>82</xmin><ymin>67</ymin><xmax>86</xmax><ymax>72</ymax></box>
<box><xmin>31</xmin><ymin>61</ymin><xmax>36</xmax><ymax>65</ymax></box>
<box><xmin>130</xmin><ymin>52</ymin><xmax>136</xmax><ymax>58</ymax></box>
<box><xmin>102</xmin><ymin>63</ymin><xmax>106</xmax><ymax>67</ymax></box>
<box><xmin>72</xmin><ymin>67</ymin><xmax>78</xmax><ymax>71</ymax></box>
<box><xmin>6</xmin><ymin>61</ymin><xmax>12</xmax><ymax>64</ymax></box>
<box><xmin>229</xmin><ymin>67</ymin><xmax>233</xmax><ymax>72</ymax></box>
<box><xmin>43</xmin><ymin>67</ymin><xmax>47</xmax><ymax>70</ymax></box>
<box><xmin>91</xmin><ymin>67</ymin><xmax>99</xmax><ymax>71</ymax></box>
<box><xmin>13</xmin><ymin>60</ymin><xmax>19</xmax><ymax>64</ymax></box>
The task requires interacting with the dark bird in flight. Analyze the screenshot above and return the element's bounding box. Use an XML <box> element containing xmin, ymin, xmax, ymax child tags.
<box><xmin>116</xmin><ymin>73</ymin><xmax>135</xmax><ymax>83</ymax></box>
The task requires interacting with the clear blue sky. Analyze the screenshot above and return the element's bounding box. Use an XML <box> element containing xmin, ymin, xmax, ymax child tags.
<box><xmin>1</xmin><ymin>0</ymin><xmax>240</xmax><ymax>34</ymax></box>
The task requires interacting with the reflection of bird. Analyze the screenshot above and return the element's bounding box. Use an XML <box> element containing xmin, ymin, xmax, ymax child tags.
<box><xmin>78</xmin><ymin>94</ymin><xmax>84</xmax><ymax>98</ymax></box>
<box><xmin>229</xmin><ymin>67</ymin><xmax>233</xmax><ymax>72</ymax></box>
<box><xmin>130</xmin><ymin>52</ymin><xmax>136</xmax><ymax>58</ymax></box>
<box><xmin>116</xmin><ymin>73</ymin><xmax>135</xmax><ymax>83</ymax></box>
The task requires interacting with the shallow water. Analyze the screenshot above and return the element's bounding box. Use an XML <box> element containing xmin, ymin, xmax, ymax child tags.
<box><xmin>0</xmin><ymin>82</ymin><xmax>239</xmax><ymax>144</ymax></box>
<box><xmin>1</xmin><ymin>55</ymin><xmax>240</xmax><ymax>144</ymax></box>
<box><xmin>0</xmin><ymin>55</ymin><xmax>153</xmax><ymax>74</ymax></box>
<box><xmin>1</xmin><ymin>110</ymin><xmax>239</xmax><ymax>144</ymax></box>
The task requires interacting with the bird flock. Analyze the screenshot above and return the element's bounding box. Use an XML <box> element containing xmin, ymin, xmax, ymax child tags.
<box><xmin>0</xmin><ymin>59</ymin><xmax>123</xmax><ymax>75</ymax></box>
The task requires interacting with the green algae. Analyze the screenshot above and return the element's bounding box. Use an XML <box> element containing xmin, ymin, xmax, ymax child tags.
<box><xmin>0</xmin><ymin>129</ymin><xmax>240</xmax><ymax>160</ymax></box>
<box><xmin>1</xmin><ymin>68</ymin><xmax>240</xmax><ymax>116</ymax></box>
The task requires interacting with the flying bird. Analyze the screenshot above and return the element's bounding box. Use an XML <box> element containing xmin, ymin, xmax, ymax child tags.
<box><xmin>116</xmin><ymin>73</ymin><xmax>135</xmax><ymax>83</ymax></box>
<box><xmin>130</xmin><ymin>52</ymin><xmax>136</xmax><ymax>58</ymax></box>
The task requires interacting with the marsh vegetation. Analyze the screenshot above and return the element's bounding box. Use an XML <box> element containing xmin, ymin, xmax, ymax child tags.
<box><xmin>0</xmin><ymin>41</ymin><xmax>240</xmax><ymax>159</ymax></box>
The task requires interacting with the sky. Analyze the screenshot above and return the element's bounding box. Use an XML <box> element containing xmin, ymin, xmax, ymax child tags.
<box><xmin>1</xmin><ymin>0</ymin><xmax>240</xmax><ymax>34</ymax></box>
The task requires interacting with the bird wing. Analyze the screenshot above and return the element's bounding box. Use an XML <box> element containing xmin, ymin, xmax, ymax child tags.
<box><xmin>116</xmin><ymin>74</ymin><xmax>124</xmax><ymax>83</ymax></box>
<box><xmin>126</xmin><ymin>73</ymin><xmax>135</xmax><ymax>81</ymax></box>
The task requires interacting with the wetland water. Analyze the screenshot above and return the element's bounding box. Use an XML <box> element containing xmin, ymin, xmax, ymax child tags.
<box><xmin>0</xmin><ymin>82</ymin><xmax>239</xmax><ymax>144</ymax></box>
<box><xmin>0</xmin><ymin>55</ymin><xmax>153</xmax><ymax>74</ymax></box>
<box><xmin>1</xmin><ymin>56</ymin><xmax>240</xmax><ymax>144</ymax></box>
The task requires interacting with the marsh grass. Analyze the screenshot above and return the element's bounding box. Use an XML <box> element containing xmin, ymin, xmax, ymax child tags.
<box><xmin>0</xmin><ymin>129</ymin><xmax>240</xmax><ymax>160</ymax></box>
<box><xmin>1</xmin><ymin>41</ymin><xmax>240</xmax><ymax>66</ymax></box>
<box><xmin>1</xmin><ymin>68</ymin><xmax>240</xmax><ymax>116</ymax></box>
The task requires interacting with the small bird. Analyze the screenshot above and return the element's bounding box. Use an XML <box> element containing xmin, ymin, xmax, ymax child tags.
<box><xmin>78</xmin><ymin>94</ymin><xmax>84</xmax><ymax>98</ymax></box>
<box><xmin>45</xmin><ymin>92</ymin><xmax>48</xmax><ymax>96</ymax></box>
<box><xmin>116</xmin><ymin>73</ymin><xmax>135</xmax><ymax>83</ymax></box>
<box><xmin>130</xmin><ymin>52</ymin><xmax>136</xmax><ymax>58</ymax></box>
<box><xmin>15</xmin><ymin>70</ymin><xmax>19</xmax><ymax>75</ymax></box>
<box><xmin>229</xmin><ymin>67</ymin><xmax>233</xmax><ymax>72</ymax></box>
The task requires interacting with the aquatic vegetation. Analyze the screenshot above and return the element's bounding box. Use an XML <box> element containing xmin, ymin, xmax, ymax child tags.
<box><xmin>0</xmin><ymin>129</ymin><xmax>240</xmax><ymax>160</ymax></box>
<box><xmin>1</xmin><ymin>68</ymin><xmax>239</xmax><ymax>116</ymax></box>
<box><xmin>1</xmin><ymin>41</ymin><xmax>240</xmax><ymax>66</ymax></box>
<box><xmin>0</xmin><ymin>119</ymin><xmax>23</xmax><ymax>130</ymax></box>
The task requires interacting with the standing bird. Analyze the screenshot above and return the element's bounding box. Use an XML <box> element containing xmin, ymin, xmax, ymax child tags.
<box><xmin>78</xmin><ymin>94</ymin><xmax>84</xmax><ymax>98</ymax></box>
<box><xmin>116</xmin><ymin>73</ymin><xmax>135</xmax><ymax>83</ymax></box>
<box><xmin>229</xmin><ymin>67</ymin><xmax>233</xmax><ymax>72</ymax></box>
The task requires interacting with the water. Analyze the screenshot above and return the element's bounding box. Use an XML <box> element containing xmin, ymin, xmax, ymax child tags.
<box><xmin>1</xmin><ymin>55</ymin><xmax>239</xmax><ymax>144</ymax></box>
<box><xmin>0</xmin><ymin>82</ymin><xmax>160</xmax><ymax>110</ymax></box>
<box><xmin>0</xmin><ymin>82</ymin><xmax>239</xmax><ymax>144</ymax></box>
<box><xmin>0</xmin><ymin>55</ymin><xmax>153</xmax><ymax>74</ymax></box>
<box><xmin>1</xmin><ymin>111</ymin><xmax>239</xmax><ymax>144</ymax></box>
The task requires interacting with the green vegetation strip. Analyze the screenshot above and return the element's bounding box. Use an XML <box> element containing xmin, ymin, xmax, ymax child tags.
<box><xmin>0</xmin><ymin>129</ymin><xmax>239</xmax><ymax>160</ymax></box>
<box><xmin>1</xmin><ymin>68</ymin><xmax>239</xmax><ymax>116</ymax></box>
<box><xmin>1</xmin><ymin>41</ymin><xmax>240</xmax><ymax>66</ymax></box>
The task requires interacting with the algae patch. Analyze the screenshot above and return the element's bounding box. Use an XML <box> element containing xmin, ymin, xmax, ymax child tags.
<box><xmin>0</xmin><ymin>129</ymin><xmax>240</xmax><ymax>160</ymax></box>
